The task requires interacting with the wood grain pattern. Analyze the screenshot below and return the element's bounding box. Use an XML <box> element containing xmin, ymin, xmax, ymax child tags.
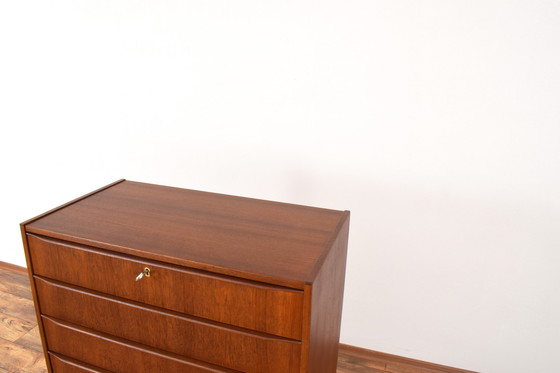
<box><xmin>25</xmin><ymin>180</ymin><xmax>346</xmax><ymax>287</ymax></box>
<box><xmin>15</xmin><ymin>326</ymin><xmax>44</xmax><ymax>352</ymax></box>
<box><xmin>28</xmin><ymin>234</ymin><xmax>304</xmax><ymax>340</ymax></box>
<box><xmin>0</xmin><ymin>263</ymin><xmax>47</xmax><ymax>372</ymax></box>
<box><xmin>0</xmin><ymin>290</ymin><xmax>37</xmax><ymax>323</ymax></box>
<box><xmin>21</xmin><ymin>222</ymin><xmax>53</xmax><ymax>372</ymax></box>
<box><xmin>0</xmin><ymin>267</ymin><xmax>32</xmax><ymax>300</ymax></box>
<box><xmin>303</xmin><ymin>212</ymin><xmax>350</xmax><ymax>373</ymax></box>
<box><xmin>19</xmin><ymin>180</ymin><xmax>126</xmax><ymax>228</ymax></box>
<box><xmin>0</xmin><ymin>338</ymin><xmax>46</xmax><ymax>373</ymax></box>
<box><xmin>0</xmin><ymin>261</ymin><xmax>477</xmax><ymax>373</ymax></box>
<box><xmin>0</xmin><ymin>312</ymin><xmax>35</xmax><ymax>342</ymax></box>
<box><xmin>35</xmin><ymin>277</ymin><xmax>301</xmax><ymax>373</ymax></box>
<box><xmin>21</xmin><ymin>180</ymin><xmax>350</xmax><ymax>372</ymax></box>
<box><xmin>0</xmin><ymin>261</ymin><xmax>29</xmax><ymax>275</ymax></box>
<box><xmin>337</xmin><ymin>352</ymin><xmax>387</xmax><ymax>373</ymax></box>
<box><xmin>337</xmin><ymin>345</ymin><xmax>478</xmax><ymax>373</ymax></box>
<box><xmin>49</xmin><ymin>352</ymin><xmax>118</xmax><ymax>373</ymax></box>
<box><xmin>42</xmin><ymin>316</ymin><xmax>238</xmax><ymax>373</ymax></box>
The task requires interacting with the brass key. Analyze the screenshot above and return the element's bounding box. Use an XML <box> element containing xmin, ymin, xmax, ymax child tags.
<box><xmin>135</xmin><ymin>267</ymin><xmax>151</xmax><ymax>281</ymax></box>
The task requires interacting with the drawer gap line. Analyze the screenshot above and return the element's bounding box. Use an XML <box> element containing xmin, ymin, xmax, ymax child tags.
<box><xmin>35</xmin><ymin>275</ymin><xmax>302</xmax><ymax>343</ymax></box>
<box><xmin>43</xmin><ymin>316</ymin><xmax>243</xmax><ymax>373</ymax></box>
<box><xmin>27</xmin><ymin>232</ymin><xmax>305</xmax><ymax>292</ymax></box>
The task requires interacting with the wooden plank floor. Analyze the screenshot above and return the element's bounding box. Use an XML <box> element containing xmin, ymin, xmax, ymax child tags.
<box><xmin>0</xmin><ymin>262</ymin><xmax>474</xmax><ymax>373</ymax></box>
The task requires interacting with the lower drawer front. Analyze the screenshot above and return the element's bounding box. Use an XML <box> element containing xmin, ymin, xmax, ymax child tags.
<box><xmin>49</xmin><ymin>353</ymin><xmax>110</xmax><ymax>373</ymax></box>
<box><xmin>36</xmin><ymin>277</ymin><xmax>301</xmax><ymax>373</ymax></box>
<box><xmin>42</xmin><ymin>316</ymin><xmax>237</xmax><ymax>373</ymax></box>
<box><xmin>28</xmin><ymin>234</ymin><xmax>303</xmax><ymax>340</ymax></box>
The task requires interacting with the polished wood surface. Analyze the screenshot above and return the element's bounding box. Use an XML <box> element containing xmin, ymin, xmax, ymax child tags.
<box><xmin>337</xmin><ymin>345</ymin><xmax>478</xmax><ymax>373</ymax></box>
<box><xmin>0</xmin><ymin>261</ymin><xmax>477</xmax><ymax>373</ymax></box>
<box><xmin>21</xmin><ymin>180</ymin><xmax>350</xmax><ymax>372</ymax></box>
<box><xmin>304</xmin><ymin>214</ymin><xmax>350</xmax><ymax>372</ymax></box>
<box><xmin>25</xmin><ymin>180</ymin><xmax>347</xmax><ymax>287</ymax></box>
<box><xmin>0</xmin><ymin>263</ymin><xmax>52</xmax><ymax>373</ymax></box>
<box><xmin>35</xmin><ymin>277</ymin><xmax>301</xmax><ymax>372</ymax></box>
<box><xmin>28</xmin><ymin>234</ymin><xmax>303</xmax><ymax>339</ymax></box>
<box><xmin>49</xmin><ymin>353</ymin><xmax>112</xmax><ymax>373</ymax></box>
<box><xmin>42</xmin><ymin>316</ymin><xmax>236</xmax><ymax>373</ymax></box>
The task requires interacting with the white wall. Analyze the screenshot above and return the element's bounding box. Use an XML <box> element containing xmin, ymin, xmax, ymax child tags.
<box><xmin>1</xmin><ymin>1</ymin><xmax>559</xmax><ymax>372</ymax></box>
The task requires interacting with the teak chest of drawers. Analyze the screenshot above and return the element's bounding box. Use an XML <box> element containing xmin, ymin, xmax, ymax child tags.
<box><xmin>21</xmin><ymin>180</ymin><xmax>350</xmax><ymax>373</ymax></box>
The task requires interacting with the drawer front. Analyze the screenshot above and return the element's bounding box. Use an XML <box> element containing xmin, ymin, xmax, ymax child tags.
<box><xmin>28</xmin><ymin>234</ymin><xmax>303</xmax><ymax>340</ymax></box>
<box><xmin>49</xmin><ymin>353</ymin><xmax>111</xmax><ymax>373</ymax></box>
<box><xmin>42</xmin><ymin>316</ymin><xmax>238</xmax><ymax>373</ymax></box>
<box><xmin>36</xmin><ymin>277</ymin><xmax>301</xmax><ymax>373</ymax></box>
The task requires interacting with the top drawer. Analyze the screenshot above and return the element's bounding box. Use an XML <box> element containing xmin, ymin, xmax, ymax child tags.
<box><xmin>27</xmin><ymin>234</ymin><xmax>303</xmax><ymax>340</ymax></box>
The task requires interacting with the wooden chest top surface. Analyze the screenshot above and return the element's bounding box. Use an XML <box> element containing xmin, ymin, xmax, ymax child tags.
<box><xmin>25</xmin><ymin>180</ymin><xmax>348</xmax><ymax>287</ymax></box>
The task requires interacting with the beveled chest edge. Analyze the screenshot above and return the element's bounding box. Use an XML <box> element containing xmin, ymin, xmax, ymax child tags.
<box><xmin>21</xmin><ymin>179</ymin><xmax>126</xmax><ymax>227</ymax></box>
<box><xmin>22</xmin><ymin>179</ymin><xmax>349</xmax><ymax>289</ymax></box>
<box><xmin>24</xmin><ymin>224</ymin><xmax>307</xmax><ymax>290</ymax></box>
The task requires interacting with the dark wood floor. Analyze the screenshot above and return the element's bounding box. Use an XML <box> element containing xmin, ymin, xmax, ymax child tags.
<box><xmin>0</xmin><ymin>261</ymin><xmax>474</xmax><ymax>373</ymax></box>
